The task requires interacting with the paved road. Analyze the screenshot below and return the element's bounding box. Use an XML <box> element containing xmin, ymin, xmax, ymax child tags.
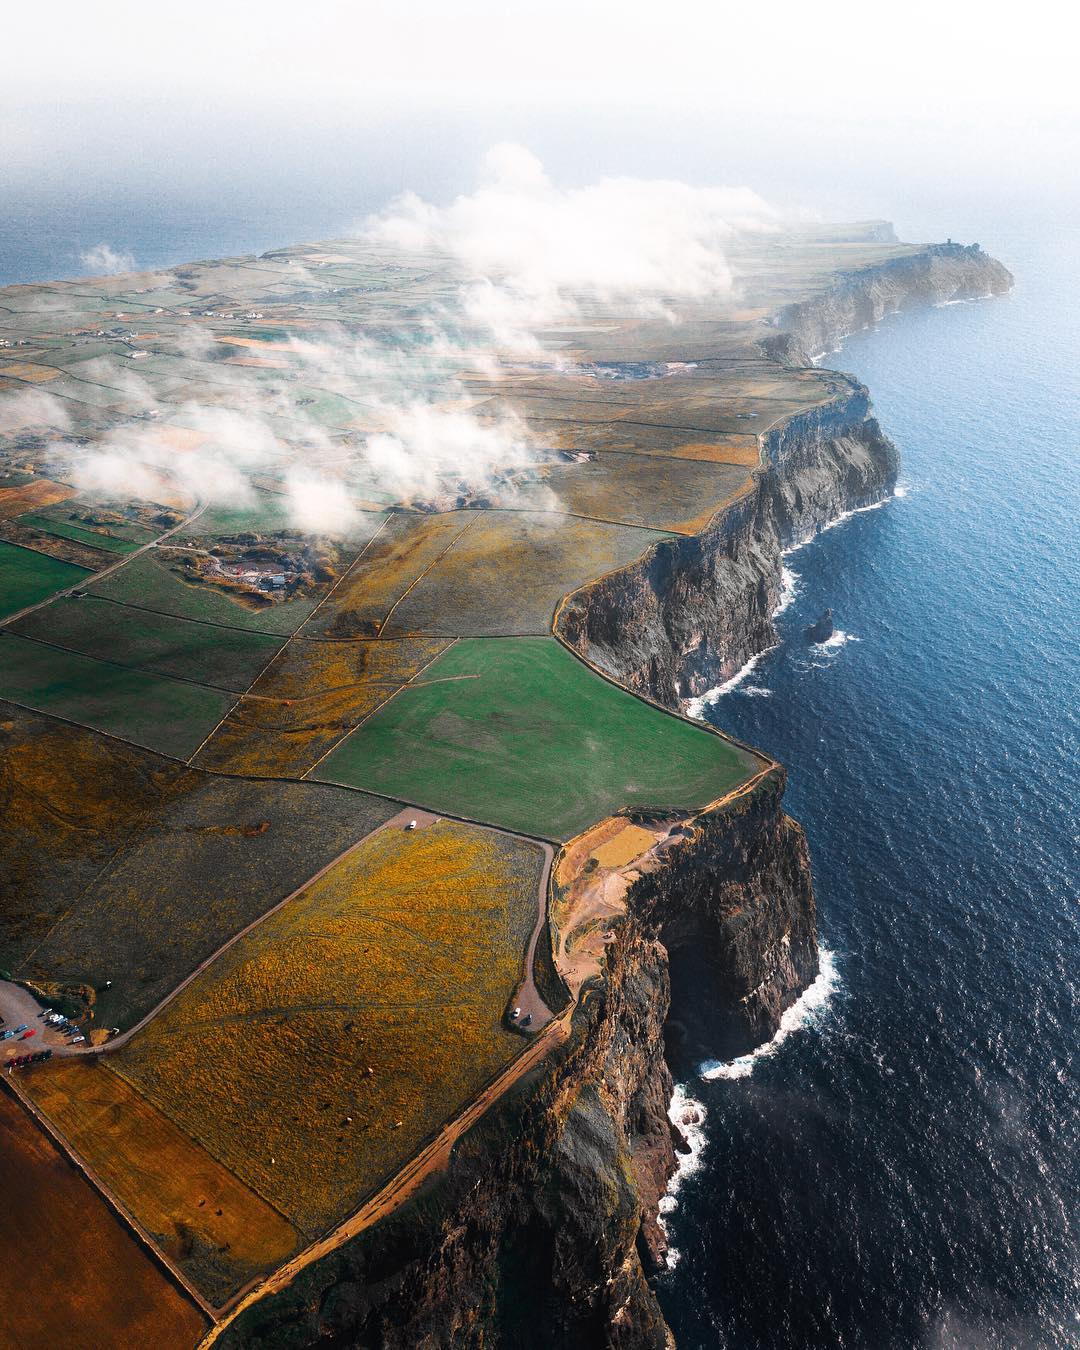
<box><xmin>1</xmin><ymin>497</ymin><xmax>207</xmax><ymax>628</ymax></box>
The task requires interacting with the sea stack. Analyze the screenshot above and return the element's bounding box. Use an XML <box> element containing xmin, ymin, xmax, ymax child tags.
<box><xmin>806</xmin><ymin>609</ymin><xmax>835</xmax><ymax>643</ymax></box>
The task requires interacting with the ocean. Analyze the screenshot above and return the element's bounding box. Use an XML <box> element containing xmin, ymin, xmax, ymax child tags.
<box><xmin>662</xmin><ymin>222</ymin><xmax>1079</xmax><ymax>1347</ymax></box>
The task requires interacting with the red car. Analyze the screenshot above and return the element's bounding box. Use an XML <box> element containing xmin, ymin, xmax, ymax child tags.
<box><xmin>20</xmin><ymin>1029</ymin><xmax>36</xmax><ymax>1040</ymax></box>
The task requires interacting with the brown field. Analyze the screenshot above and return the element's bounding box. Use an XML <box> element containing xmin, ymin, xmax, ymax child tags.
<box><xmin>0</xmin><ymin>361</ymin><xmax>61</xmax><ymax>382</ymax></box>
<box><xmin>383</xmin><ymin>510</ymin><xmax>671</xmax><ymax>636</ymax></box>
<box><xmin>0</xmin><ymin>1088</ymin><xmax>208</xmax><ymax>1348</ymax></box>
<box><xmin>193</xmin><ymin>635</ymin><xmax>450</xmax><ymax>777</ymax></box>
<box><xmin>0</xmin><ymin>476</ymin><xmax>75</xmax><ymax>518</ymax></box>
<box><xmin>214</xmin><ymin>336</ymin><xmax>289</xmax><ymax>351</ymax></box>
<box><xmin>111</xmin><ymin>819</ymin><xmax>546</xmax><ymax>1239</ymax></box>
<box><xmin>0</xmin><ymin>703</ymin><xmax>402</xmax><ymax>1030</ymax></box>
<box><xmin>23</xmin><ymin>1059</ymin><xmax>302</xmax><ymax>1305</ymax></box>
<box><xmin>301</xmin><ymin>510</ymin><xmax>479</xmax><ymax>638</ymax></box>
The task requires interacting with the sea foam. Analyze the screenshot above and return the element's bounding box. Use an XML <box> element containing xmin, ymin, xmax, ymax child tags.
<box><xmin>698</xmin><ymin>946</ymin><xmax>840</xmax><ymax>1081</ymax></box>
<box><xmin>658</xmin><ymin>1082</ymin><xmax>709</xmax><ymax>1268</ymax></box>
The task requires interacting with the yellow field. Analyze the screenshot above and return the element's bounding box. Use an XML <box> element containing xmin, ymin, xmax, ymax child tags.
<box><xmin>590</xmin><ymin>823</ymin><xmax>660</xmax><ymax>869</ymax></box>
<box><xmin>0</xmin><ymin>477</ymin><xmax>76</xmax><ymax>518</ymax></box>
<box><xmin>23</xmin><ymin>1058</ymin><xmax>302</xmax><ymax>1305</ymax></box>
<box><xmin>110</xmin><ymin>819</ymin><xmax>546</xmax><ymax>1239</ymax></box>
<box><xmin>193</xmin><ymin>635</ymin><xmax>449</xmax><ymax>776</ymax></box>
<box><xmin>0</xmin><ymin>362</ymin><xmax>61</xmax><ymax>382</ymax></box>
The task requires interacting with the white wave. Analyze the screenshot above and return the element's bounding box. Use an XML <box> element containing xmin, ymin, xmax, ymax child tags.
<box><xmin>812</xmin><ymin>629</ymin><xmax>858</xmax><ymax>651</ymax></box>
<box><xmin>774</xmin><ymin>564</ymin><xmax>801</xmax><ymax>616</ymax></box>
<box><xmin>781</xmin><ymin>493</ymin><xmax>893</xmax><ymax>559</ymax></box>
<box><xmin>699</xmin><ymin>946</ymin><xmax>840</xmax><ymax>1081</ymax></box>
<box><xmin>685</xmin><ymin>645</ymin><xmax>776</xmax><ymax>717</ymax></box>
<box><xmin>657</xmin><ymin>1083</ymin><xmax>709</xmax><ymax>1268</ymax></box>
<box><xmin>894</xmin><ymin>483</ymin><xmax>909</xmax><ymax>498</ymax></box>
<box><xmin>741</xmin><ymin>684</ymin><xmax>772</xmax><ymax>697</ymax></box>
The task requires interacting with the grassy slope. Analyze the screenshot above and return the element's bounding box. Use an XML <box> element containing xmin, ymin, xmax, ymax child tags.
<box><xmin>315</xmin><ymin>636</ymin><xmax>759</xmax><ymax>840</ymax></box>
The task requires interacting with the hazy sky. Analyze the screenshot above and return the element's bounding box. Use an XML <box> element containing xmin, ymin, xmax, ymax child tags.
<box><xmin>4</xmin><ymin>1</ymin><xmax>1073</xmax><ymax>121</ymax></box>
<box><xmin>1</xmin><ymin>1</ymin><xmax>1075</xmax><ymax>284</ymax></box>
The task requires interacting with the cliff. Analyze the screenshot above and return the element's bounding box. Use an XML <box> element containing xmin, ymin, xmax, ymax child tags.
<box><xmin>557</xmin><ymin>377</ymin><xmax>898</xmax><ymax>701</ymax></box>
<box><xmin>214</xmin><ymin>242</ymin><xmax>1011</xmax><ymax>1350</ymax></box>
<box><xmin>763</xmin><ymin>241</ymin><xmax>1014</xmax><ymax>366</ymax></box>
<box><xmin>219</xmin><ymin>774</ymin><xmax>812</xmax><ymax>1350</ymax></box>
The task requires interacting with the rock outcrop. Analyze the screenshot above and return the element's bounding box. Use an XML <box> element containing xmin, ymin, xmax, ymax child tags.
<box><xmin>805</xmin><ymin>609</ymin><xmax>834</xmax><ymax>644</ymax></box>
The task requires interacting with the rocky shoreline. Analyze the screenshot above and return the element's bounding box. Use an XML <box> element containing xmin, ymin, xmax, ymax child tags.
<box><xmin>217</xmin><ymin>242</ymin><xmax>1013</xmax><ymax>1350</ymax></box>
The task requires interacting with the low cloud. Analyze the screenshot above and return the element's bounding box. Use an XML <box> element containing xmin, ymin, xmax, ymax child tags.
<box><xmin>79</xmin><ymin>242</ymin><xmax>136</xmax><ymax>277</ymax></box>
<box><xmin>44</xmin><ymin>149</ymin><xmax>779</xmax><ymax>532</ymax></box>
<box><xmin>366</xmin><ymin>143</ymin><xmax>780</xmax><ymax>348</ymax></box>
<box><xmin>0</xmin><ymin>388</ymin><xmax>72</xmax><ymax>434</ymax></box>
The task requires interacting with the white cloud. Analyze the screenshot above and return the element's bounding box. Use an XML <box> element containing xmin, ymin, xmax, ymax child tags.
<box><xmin>366</xmin><ymin>143</ymin><xmax>779</xmax><ymax>349</ymax></box>
<box><xmin>78</xmin><ymin>242</ymin><xmax>136</xmax><ymax>277</ymax></box>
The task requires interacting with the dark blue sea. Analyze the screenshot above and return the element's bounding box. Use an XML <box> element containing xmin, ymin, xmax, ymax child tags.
<box><xmin>663</xmin><ymin>225</ymin><xmax>1079</xmax><ymax>1347</ymax></box>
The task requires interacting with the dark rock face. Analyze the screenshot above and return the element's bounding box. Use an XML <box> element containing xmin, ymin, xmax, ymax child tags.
<box><xmin>805</xmin><ymin>609</ymin><xmax>834</xmax><ymax>643</ymax></box>
<box><xmin>557</xmin><ymin>376</ymin><xmax>898</xmax><ymax>701</ymax></box>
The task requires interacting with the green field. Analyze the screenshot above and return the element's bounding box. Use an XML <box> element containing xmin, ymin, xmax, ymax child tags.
<box><xmin>16</xmin><ymin>511</ymin><xmax>149</xmax><ymax>554</ymax></box>
<box><xmin>314</xmin><ymin>636</ymin><xmax>760</xmax><ymax>839</ymax></box>
<box><xmin>10</xmin><ymin>596</ymin><xmax>285</xmax><ymax>692</ymax></box>
<box><xmin>88</xmin><ymin>552</ymin><xmax>320</xmax><ymax>635</ymax></box>
<box><xmin>0</xmin><ymin>633</ymin><xmax>234</xmax><ymax>757</ymax></box>
<box><xmin>0</xmin><ymin>540</ymin><xmax>89</xmax><ymax>619</ymax></box>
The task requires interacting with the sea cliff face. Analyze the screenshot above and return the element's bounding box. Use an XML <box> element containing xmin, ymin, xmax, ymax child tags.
<box><xmin>764</xmin><ymin>241</ymin><xmax>1015</xmax><ymax>366</ymax></box>
<box><xmin>558</xmin><ymin>378</ymin><xmax>898</xmax><ymax>701</ymax></box>
<box><xmin>218</xmin><ymin>243</ymin><xmax>1011</xmax><ymax>1349</ymax></box>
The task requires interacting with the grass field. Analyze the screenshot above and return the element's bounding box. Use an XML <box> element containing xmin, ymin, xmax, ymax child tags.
<box><xmin>193</xmin><ymin>635</ymin><xmax>450</xmax><ymax>776</ymax></box>
<box><xmin>0</xmin><ymin>539</ymin><xmax>89</xmax><ymax>619</ymax></box>
<box><xmin>10</xmin><ymin>596</ymin><xmax>285</xmax><ymax>692</ymax></box>
<box><xmin>0</xmin><ymin>632</ymin><xmax>235</xmax><ymax>756</ymax></box>
<box><xmin>16</xmin><ymin>510</ymin><xmax>148</xmax><ymax>554</ymax></box>
<box><xmin>0</xmin><ymin>705</ymin><xmax>404</xmax><ymax>1029</ymax></box>
<box><xmin>88</xmin><ymin>552</ymin><xmax>322</xmax><ymax>635</ymax></box>
<box><xmin>0</xmin><ymin>1089</ymin><xmax>209</xmax><ymax>1347</ymax></box>
<box><xmin>109</xmin><ymin>820</ymin><xmax>545</xmax><ymax>1240</ymax></box>
<box><xmin>382</xmin><ymin>511</ymin><xmax>671</xmax><ymax>637</ymax></box>
<box><xmin>23</xmin><ymin>1060</ymin><xmax>302</xmax><ymax>1305</ymax></box>
<box><xmin>315</xmin><ymin>637</ymin><xmax>760</xmax><ymax>839</ymax></box>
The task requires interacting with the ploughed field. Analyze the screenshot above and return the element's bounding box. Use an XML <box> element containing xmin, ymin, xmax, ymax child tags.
<box><xmin>0</xmin><ymin>221</ymin><xmax>916</xmax><ymax>1341</ymax></box>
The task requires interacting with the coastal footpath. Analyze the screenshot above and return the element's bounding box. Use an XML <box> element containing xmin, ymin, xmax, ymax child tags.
<box><xmin>211</xmin><ymin>243</ymin><xmax>1012</xmax><ymax>1348</ymax></box>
